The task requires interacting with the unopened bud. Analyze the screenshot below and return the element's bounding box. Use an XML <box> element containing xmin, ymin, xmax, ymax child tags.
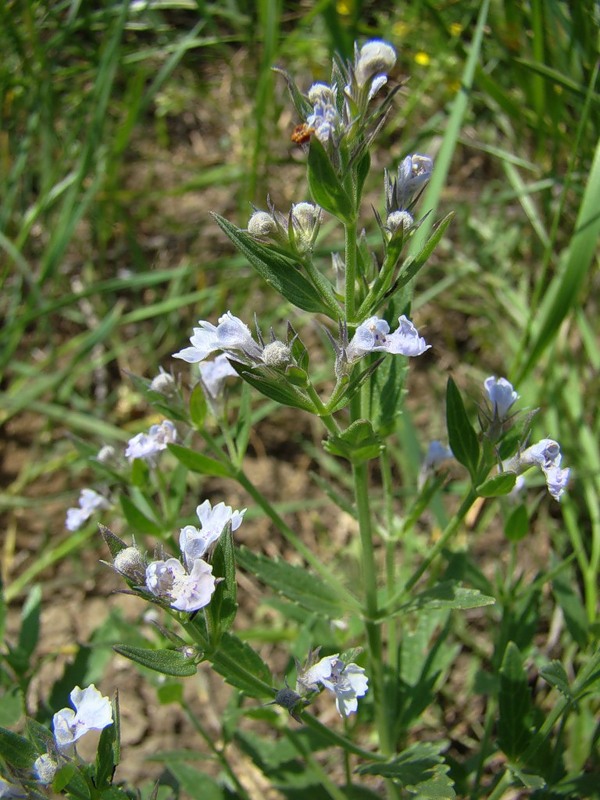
<box><xmin>114</xmin><ymin>546</ymin><xmax>147</xmax><ymax>584</ymax></box>
<box><xmin>355</xmin><ymin>40</ymin><xmax>396</xmax><ymax>87</ymax></box>
<box><xmin>386</xmin><ymin>210</ymin><xmax>414</xmax><ymax>234</ymax></box>
<box><xmin>262</xmin><ymin>341</ymin><xmax>291</xmax><ymax>368</ymax></box>
<box><xmin>97</xmin><ymin>445</ymin><xmax>117</xmax><ymax>464</ymax></box>
<box><xmin>150</xmin><ymin>371</ymin><xmax>177</xmax><ymax>397</ymax></box>
<box><xmin>248</xmin><ymin>211</ymin><xmax>276</xmax><ymax>237</ymax></box>
<box><xmin>33</xmin><ymin>754</ymin><xmax>58</xmax><ymax>785</ymax></box>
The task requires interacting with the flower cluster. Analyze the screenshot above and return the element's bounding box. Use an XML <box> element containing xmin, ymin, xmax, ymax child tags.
<box><xmin>31</xmin><ymin>685</ymin><xmax>113</xmax><ymax>786</ymax></box>
<box><xmin>296</xmin><ymin>651</ymin><xmax>368</xmax><ymax>717</ymax></box>
<box><xmin>144</xmin><ymin>500</ymin><xmax>246</xmax><ymax>613</ymax></box>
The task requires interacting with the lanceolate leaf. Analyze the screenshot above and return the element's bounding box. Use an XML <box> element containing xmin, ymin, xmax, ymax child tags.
<box><xmin>307</xmin><ymin>138</ymin><xmax>355</xmax><ymax>223</ymax></box>
<box><xmin>213</xmin><ymin>214</ymin><xmax>339</xmax><ymax>318</ymax></box>
<box><xmin>168</xmin><ymin>444</ymin><xmax>234</xmax><ymax>478</ymax></box>
<box><xmin>446</xmin><ymin>378</ymin><xmax>480</xmax><ymax>480</ymax></box>
<box><xmin>209</xmin><ymin>632</ymin><xmax>273</xmax><ymax>698</ymax></box>
<box><xmin>359</xmin><ymin>741</ymin><xmax>455</xmax><ymax>798</ymax></box>
<box><xmin>112</xmin><ymin>645</ymin><xmax>198</xmax><ymax>677</ymax></box>
<box><xmin>236</xmin><ymin>547</ymin><xmax>354</xmax><ymax>616</ymax></box>
<box><xmin>206</xmin><ymin>530</ymin><xmax>238</xmax><ymax>642</ymax></box>
<box><xmin>498</xmin><ymin>642</ymin><xmax>533</xmax><ymax>759</ymax></box>
<box><xmin>476</xmin><ymin>473</ymin><xmax>517</xmax><ymax>497</ymax></box>
<box><xmin>388</xmin><ymin>581</ymin><xmax>495</xmax><ymax>618</ymax></box>
<box><xmin>230</xmin><ymin>363</ymin><xmax>316</xmax><ymax>413</ymax></box>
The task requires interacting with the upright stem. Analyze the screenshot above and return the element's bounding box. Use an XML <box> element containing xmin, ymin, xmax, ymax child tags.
<box><xmin>345</xmin><ymin>218</ymin><xmax>358</xmax><ymax>322</ymax></box>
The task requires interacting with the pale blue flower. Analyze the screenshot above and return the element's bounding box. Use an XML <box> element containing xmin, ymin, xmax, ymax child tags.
<box><xmin>385</xmin><ymin>154</ymin><xmax>433</xmax><ymax>213</ymax></box>
<box><xmin>173</xmin><ymin>312</ymin><xmax>262</xmax><ymax>365</ymax></box>
<box><xmin>484</xmin><ymin>376</ymin><xmax>519</xmax><ymax>420</ymax></box>
<box><xmin>125</xmin><ymin>420</ymin><xmax>177</xmax><ymax>462</ymax></box>
<box><xmin>297</xmin><ymin>654</ymin><xmax>368</xmax><ymax>717</ymax></box>
<box><xmin>53</xmin><ymin>685</ymin><xmax>112</xmax><ymax>753</ymax></box>
<box><xmin>65</xmin><ymin>488</ymin><xmax>110</xmax><ymax>532</ymax></box>
<box><xmin>0</xmin><ymin>778</ymin><xmax>26</xmax><ymax>798</ymax></box>
<box><xmin>146</xmin><ymin>556</ymin><xmax>216</xmax><ymax>613</ymax></box>
<box><xmin>180</xmin><ymin>499</ymin><xmax>246</xmax><ymax>567</ymax></box>
<box><xmin>199</xmin><ymin>354</ymin><xmax>238</xmax><ymax>400</ymax></box>
<box><xmin>503</xmin><ymin>438</ymin><xmax>570</xmax><ymax>501</ymax></box>
<box><xmin>346</xmin><ymin>315</ymin><xmax>430</xmax><ymax>361</ymax></box>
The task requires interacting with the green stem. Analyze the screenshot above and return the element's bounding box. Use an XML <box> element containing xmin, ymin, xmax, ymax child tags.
<box><xmin>380</xmin><ymin>448</ymin><xmax>399</xmax><ymax>688</ymax></box>
<box><xmin>345</xmin><ymin>218</ymin><xmax>358</xmax><ymax>321</ymax></box>
<box><xmin>181</xmin><ymin>698</ymin><xmax>252</xmax><ymax>800</ymax></box>
<box><xmin>305</xmin><ymin>381</ymin><xmax>341</xmax><ymax>434</ymax></box>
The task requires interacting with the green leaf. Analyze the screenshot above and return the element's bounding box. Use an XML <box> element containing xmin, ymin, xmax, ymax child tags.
<box><xmin>0</xmin><ymin>726</ymin><xmax>38</xmax><ymax>768</ymax></box>
<box><xmin>206</xmin><ymin>530</ymin><xmax>238</xmax><ymax>643</ymax></box>
<box><xmin>307</xmin><ymin>138</ymin><xmax>355</xmax><ymax>223</ymax></box>
<box><xmin>166</xmin><ymin>763</ymin><xmax>223</xmax><ymax>800</ymax></box>
<box><xmin>498</xmin><ymin>642</ymin><xmax>533</xmax><ymax>759</ymax></box>
<box><xmin>213</xmin><ymin>214</ymin><xmax>338</xmax><ymax>318</ymax></box>
<box><xmin>358</xmin><ymin>742</ymin><xmax>455</xmax><ymax>798</ymax></box>
<box><xmin>210</xmin><ymin>632</ymin><xmax>273</xmax><ymax>698</ymax></box>
<box><xmin>230</xmin><ymin>362</ymin><xmax>316</xmax><ymax>413</ymax></box>
<box><xmin>324</xmin><ymin>418</ymin><xmax>383</xmax><ymax>464</ymax></box>
<box><xmin>552</xmin><ymin>570</ymin><xmax>589</xmax><ymax>648</ymax></box>
<box><xmin>236</xmin><ymin>547</ymin><xmax>354</xmax><ymax>617</ymax></box>
<box><xmin>99</xmin><ymin>525</ymin><xmax>128</xmax><ymax>559</ymax></box>
<box><xmin>392</xmin><ymin>581</ymin><xmax>495</xmax><ymax>617</ymax></box>
<box><xmin>189</xmin><ymin>383</ymin><xmax>207</xmax><ymax>429</ymax></box>
<box><xmin>476</xmin><ymin>473</ymin><xmax>516</xmax><ymax>497</ymax></box>
<box><xmin>446</xmin><ymin>378</ymin><xmax>479</xmax><ymax>480</ymax></box>
<box><xmin>539</xmin><ymin>661</ymin><xmax>575</xmax><ymax>703</ymax></box>
<box><xmin>168</xmin><ymin>443</ymin><xmax>234</xmax><ymax>478</ymax></box>
<box><xmin>112</xmin><ymin>645</ymin><xmax>198</xmax><ymax>677</ymax></box>
<box><xmin>119</xmin><ymin>494</ymin><xmax>162</xmax><ymax>536</ymax></box>
<box><xmin>0</xmin><ymin>687</ymin><xmax>23</xmax><ymax>727</ymax></box>
<box><xmin>504</xmin><ymin>505</ymin><xmax>529</xmax><ymax>542</ymax></box>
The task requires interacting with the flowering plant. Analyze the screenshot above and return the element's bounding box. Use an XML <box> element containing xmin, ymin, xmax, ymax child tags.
<box><xmin>1</xmin><ymin>27</ymin><xmax>594</xmax><ymax>800</ymax></box>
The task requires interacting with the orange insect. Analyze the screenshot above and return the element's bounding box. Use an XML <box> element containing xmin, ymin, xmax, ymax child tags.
<box><xmin>291</xmin><ymin>123</ymin><xmax>315</xmax><ymax>144</ymax></box>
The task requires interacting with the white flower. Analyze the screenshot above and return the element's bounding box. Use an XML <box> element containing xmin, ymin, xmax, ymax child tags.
<box><xmin>306</xmin><ymin>85</ymin><xmax>343</xmax><ymax>145</ymax></box>
<box><xmin>150</xmin><ymin>369</ymin><xmax>177</xmax><ymax>396</ymax></box>
<box><xmin>32</xmin><ymin>754</ymin><xmax>58</xmax><ymax>785</ymax></box>
<box><xmin>65</xmin><ymin>488</ymin><xmax>110</xmax><ymax>532</ymax></box>
<box><xmin>346</xmin><ymin>315</ymin><xmax>430</xmax><ymax>361</ymax></box>
<box><xmin>355</xmin><ymin>40</ymin><xmax>397</xmax><ymax>88</ymax></box>
<box><xmin>503</xmin><ymin>438</ymin><xmax>570</xmax><ymax>501</ymax></box>
<box><xmin>125</xmin><ymin>419</ymin><xmax>177</xmax><ymax>462</ymax></box>
<box><xmin>173</xmin><ymin>311</ymin><xmax>263</xmax><ymax>365</ymax></box>
<box><xmin>52</xmin><ymin>685</ymin><xmax>112</xmax><ymax>753</ymax></box>
<box><xmin>180</xmin><ymin>499</ymin><xmax>246</xmax><ymax>567</ymax></box>
<box><xmin>484</xmin><ymin>376</ymin><xmax>519</xmax><ymax>420</ymax></box>
<box><xmin>298</xmin><ymin>654</ymin><xmax>368</xmax><ymax>717</ymax></box>
<box><xmin>199</xmin><ymin>354</ymin><xmax>238</xmax><ymax>400</ymax></box>
<box><xmin>146</xmin><ymin>556</ymin><xmax>216</xmax><ymax>613</ymax></box>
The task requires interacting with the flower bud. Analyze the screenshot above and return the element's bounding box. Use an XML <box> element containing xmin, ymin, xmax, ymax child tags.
<box><xmin>355</xmin><ymin>40</ymin><xmax>396</xmax><ymax>87</ymax></box>
<box><xmin>150</xmin><ymin>371</ymin><xmax>177</xmax><ymax>397</ymax></box>
<box><xmin>113</xmin><ymin>546</ymin><xmax>147</xmax><ymax>584</ymax></box>
<box><xmin>307</xmin><ymin>82</ymin><xmax>335</xmax><ymax>105</ymax></box>
<box><xmin>386</xmin><ymin>210</ymin><xmax>414</xmax><ymax>234</ymax></box>
<box><xmin>262</xmin><ymin>341</ymin><xmax>291</xmax><ymax>368</ymax></box>
<box><xmin>97</xmin><ymin>445</ymin><xmax>117</xmax><ymax>464</ymax></box>
<box><xmin>33</xmin><ymin>754</ymin><xmax>58</xmax><ymax>785</ymax></box>
<box><xmin>248</xmin><ymin>211</ymin><xmax>276</xmax><ymax>237</ymax></box>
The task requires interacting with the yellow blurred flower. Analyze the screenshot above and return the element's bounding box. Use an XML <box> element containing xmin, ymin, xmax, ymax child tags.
<box><xmin>336</xmin><ymin>0</ymin><xmax>351</xmax><ymax>14</ymax></box>
<box><xmin>449</xmin><ymin>22</ymin><xmax>463</xmax><ymax>36</ymax></box>
<box><xmin>414</xmin><ymin>51</ymin><xmax>431</xmax><ymax>66</ymax></box>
